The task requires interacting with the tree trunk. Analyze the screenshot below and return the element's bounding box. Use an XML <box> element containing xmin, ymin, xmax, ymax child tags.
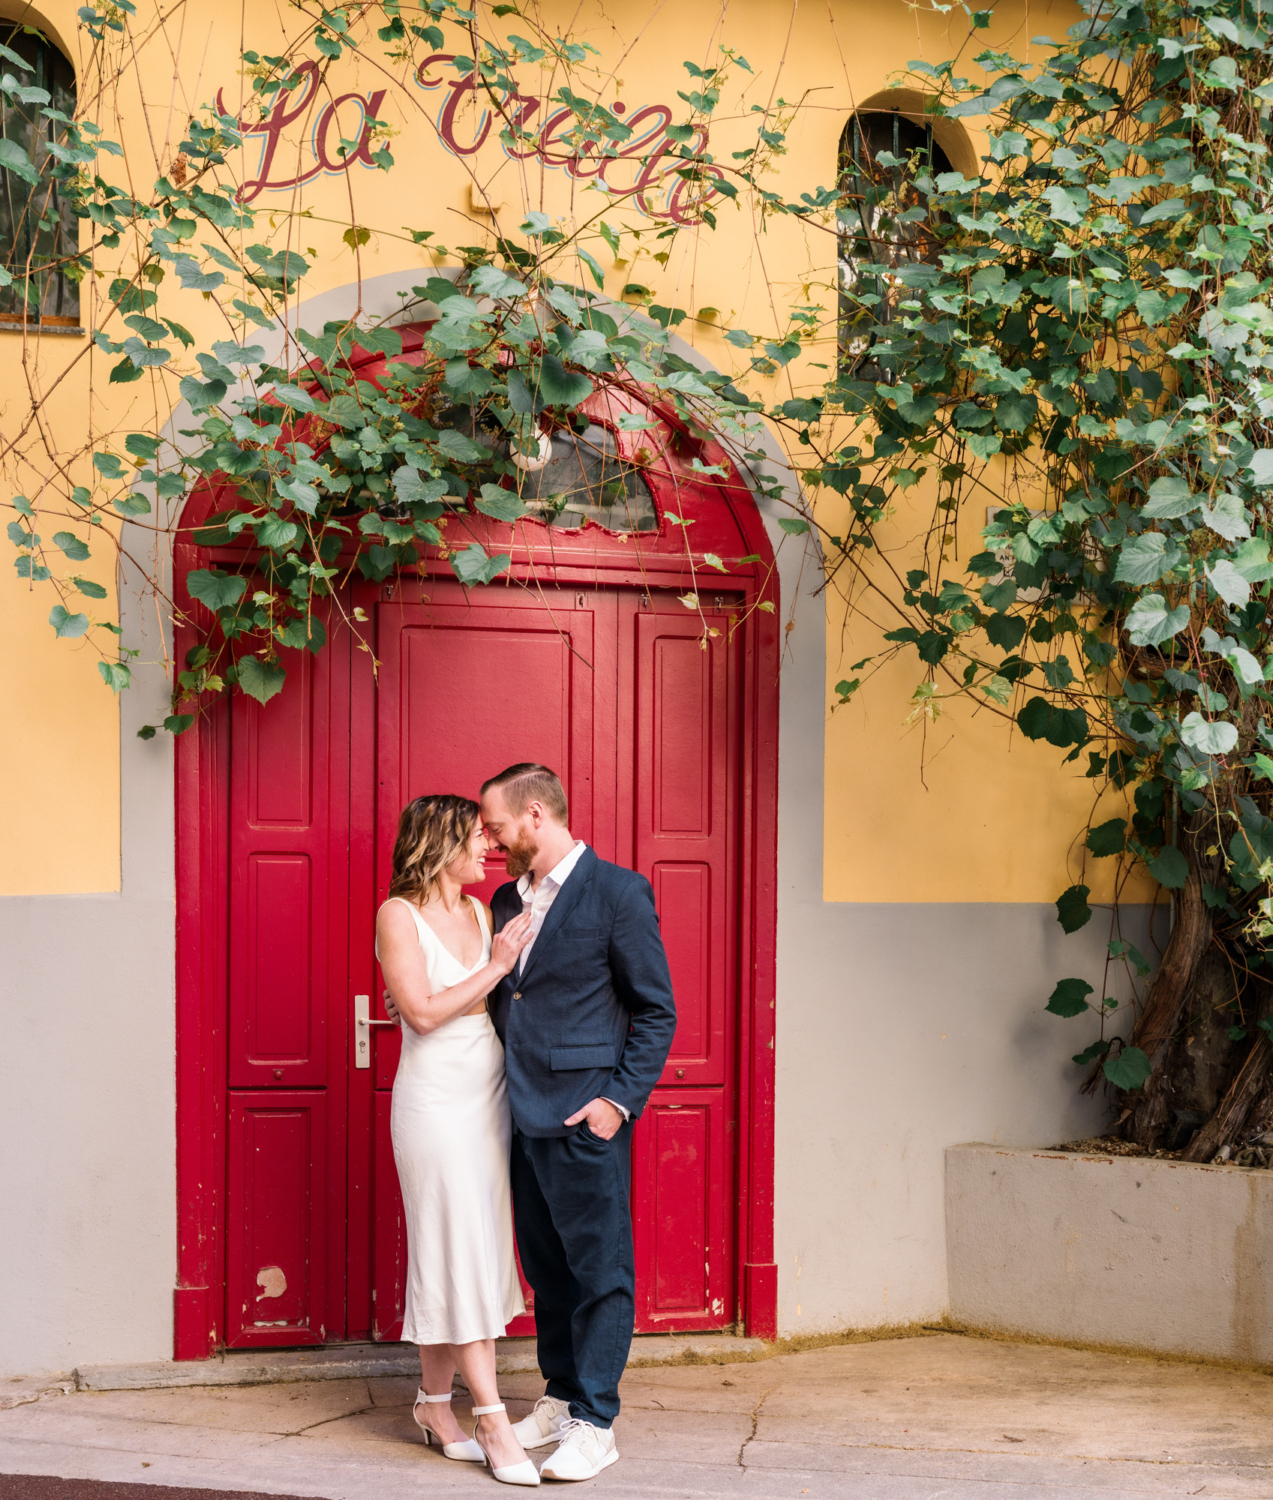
<box><xmin>1124</xmin><ymin>812</ymin><xmax>1219</xmax><ymax>1148</ymax></box>
<box><xmin>1181</xmin><ymin>1033</ymin><xmax>1273</xmax><ymax>1162</ymax></box>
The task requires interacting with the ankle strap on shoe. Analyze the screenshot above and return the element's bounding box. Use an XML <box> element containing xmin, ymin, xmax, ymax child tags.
<box><xmin>471</xmin><ymin>1403</ymin><xmax>506</xmax><ymax>1416</ymax></box>
<box><xmin>419</xmin><ymin>1391</ymin><xmax>454</xmax><ymax>1403</ymax></box>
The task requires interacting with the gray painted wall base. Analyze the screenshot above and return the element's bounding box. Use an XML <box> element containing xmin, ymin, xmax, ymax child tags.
<box><xmin>946</xmin><ymin>1143</ymin><xmax>1273</xmax><ymax>1364</ymax></box>
<box><xmin>774</xmin><ymin>905</ymin><xmax>1158</xmax><ymax>1334</ymax></box>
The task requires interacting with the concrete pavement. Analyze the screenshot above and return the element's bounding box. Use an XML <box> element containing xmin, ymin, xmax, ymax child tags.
<box><xmin>2</xmin><ymin>1333</ymin><xmax>1272</xmax><ymax>1499</ymax></box>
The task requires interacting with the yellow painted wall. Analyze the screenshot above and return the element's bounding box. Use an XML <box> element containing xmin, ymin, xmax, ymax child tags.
<box><xmin>1</xmin><ymin>0</ymin><xmax>1114</xmax><ymax>904</ymax></box>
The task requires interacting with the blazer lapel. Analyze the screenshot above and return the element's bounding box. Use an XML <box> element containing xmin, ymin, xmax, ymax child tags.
<box><xmin>517</xmin><ymin>847</ymin><xmax>596</xmax><ymax>987</ymax></box>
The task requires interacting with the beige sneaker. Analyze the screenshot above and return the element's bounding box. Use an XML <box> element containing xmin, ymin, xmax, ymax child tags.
<box><xmin>511</xmin><ymin>1394</ymin><xmax>573</xmax><ymax>1451</ymax></box>
<box><xmin>539</xmin><ymin>1419</ymin><xmax>618</xmax><ymax>1481</ymax></box>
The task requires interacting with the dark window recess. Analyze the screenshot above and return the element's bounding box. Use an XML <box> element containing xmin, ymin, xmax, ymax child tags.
<box><xmin>514</xmin><ymin>423</ymin><xmax>657</xmax><ymax>532</ymax></box>
<box><xmin>837</xmin><ymin>109</ymin><xmax>951</xmax><ymax>380</ymax></box>
<box><xmin>1</xmin><ymin>30</ymin><xmax>79</xmax><ymax>325</ymax></box>
<box><xmin>428</xmin><ymin>406</ymin><xmax>659</xmax><ymax>533</ymax></box>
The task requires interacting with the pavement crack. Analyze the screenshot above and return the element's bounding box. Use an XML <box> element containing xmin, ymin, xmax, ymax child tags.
<box><xmin>286</xmin><ymin>1398</ymin><xmax>377</xmax><ymax>1436</ymax></box>
<box><xmin>737</xmin><ymin>1385</ymin><xmax>774</xmax><ymax>1470</ymax></box>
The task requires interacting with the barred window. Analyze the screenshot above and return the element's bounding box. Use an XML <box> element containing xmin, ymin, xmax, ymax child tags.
<box><xmin>1</xmin><ymin>29</ymin><xmax>78</xmax><ymax>326</ymax></box>
<box><xmin>838</xmin><ymin>108</ymin><xmax>951</xmax><ymax>378</ymax></box>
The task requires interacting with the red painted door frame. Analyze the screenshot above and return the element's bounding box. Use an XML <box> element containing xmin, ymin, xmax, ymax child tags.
<box><xmin>172</xmin><ymin>349</ymin><xmax>779</xmax><ymax>1357</ymax></box>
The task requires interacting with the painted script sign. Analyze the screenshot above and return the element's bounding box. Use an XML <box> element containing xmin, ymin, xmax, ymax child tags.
<box><xmin>416</xmin><ymin>53</ymin><xmax>721</xmax><ymax>225</ymax></box>
<box><xmin>223</xmin><ymin>56</ymin><xmax>721</xmax><ymax>223</ymax></box>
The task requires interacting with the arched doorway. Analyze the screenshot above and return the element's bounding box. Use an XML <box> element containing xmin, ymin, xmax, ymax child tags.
<box><xmin>172</xmin><ymin>324</ymin><xmax>779</xmax><ymax>1356</ymax></box>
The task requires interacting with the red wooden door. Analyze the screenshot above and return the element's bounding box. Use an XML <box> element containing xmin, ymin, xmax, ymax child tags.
<box><xmin>223</xmin><ymin>610</ymin><xmax>351</xmax><ymax>1347</ymax></box>
<box><xmin>356</xmin><ymin>582</ymin><xmax>741</xmax><ymax>1338</ymax></box>
<box><xmin>352</xmin><ymin>582</ymin><xmax>616</xmax><ymax>1340</ymax></box>
<box><xmin>217</xmin><ymin>579</ymin><xmax>743</xmax><ymax>1346</ymax></box>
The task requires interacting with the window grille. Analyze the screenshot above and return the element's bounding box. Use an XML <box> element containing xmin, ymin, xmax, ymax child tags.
<box><xmin>1</xmin><ymin>29</ymin><xmax>78</xmax><ymax>326</ymax></box>
<box><xmin>837</xmin><ymin>108</ymin><xmax>950</xmax><ymax>379</ymax></box>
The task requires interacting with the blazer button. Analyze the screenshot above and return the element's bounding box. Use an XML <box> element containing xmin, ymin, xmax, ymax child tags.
<box><xmin>513</xmin><ymin>991</ymin><xmax>522</xmax><ymax>1000</ymax></box>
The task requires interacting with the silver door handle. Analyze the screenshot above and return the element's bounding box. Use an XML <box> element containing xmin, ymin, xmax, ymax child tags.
<box><xmin>353</xmin><ymin>994</ymin><xmax>396</xmax><ymax>1069</ymax></box>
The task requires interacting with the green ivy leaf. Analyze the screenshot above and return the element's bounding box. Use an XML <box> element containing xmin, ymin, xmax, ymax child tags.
<box><xmin>0</xmin><ymin>136</ymin><xmax>39</xmax><ymax>184</ymax></box>
<box><xmin>985</xmin><ymin>612</ymin><xmax>1027</xmax><ymax>649</ymax></box>
<box><xmin>578</xmin><ymin>248</ymin><xmax>606</xmax><ymax>289</ymax></box>
<box><xmin>1145</xmin><ymin>844</ymin><xmax>1188</xmax><ymax>889</ymax></box>
<box><xmin>1179</xmin><ymin>712</ymin><xmax>1238</xmax><ymax>756</ymax></box>
<box><xmin>1102</xmin><ymin>1045</ymin><xmax>1152</xmax><ymax>1091</ymax></box>
<box><xmin>236</xmin><ymin>655</ymin><xmax>287</xmax><ymax>704</ymax></box>
<box><xmin>49</xmin><ymin>604</ymin><xmax>90</xmax><ymax>637</ymax></box>
<box><xmin>257</xmin><ymin>517</ymin><xmax>300</xmax><ymax>552</ymax></box>
<box><xmin>187</xmin><ymin>567</ymin><xmax>247</xmax><ymax>611</ymax></box>
<box><xmin>536</xmin><ymin>352</ymin><xmax>593</xmax><ymax>409</ymax></box>
<box><xmin>1141</xmin><ymin>476</ymin><xmax>1197</xmax><ymax>519</ymax></box>
<box><xmin>475</xmin><ymin>484</ymin><xmax>529</xmax><ymax>522</ymax></box>
<box><xmin>1072</xmin><ymin>1039</ymin><xmax>1111</xmax><ymax>1067</ymax></box>
<box><xmin>1086</xmin><ymin>818</ymin><xmax>1126</xmax><ymax>857</ymax></box>
<box><xmin>53</xmin><ymin>531</ymin><xmax>90</xmax><ymax>561</ymax></box>
<box><xmin>1045</xmin><ymin>977</ymin><xmax>1093</xmax><ymax>1018</ymax></box>
<box><xmin>1114</xmin><ymin>532</ymin><xmax>1182</xmax><ymax>586</ymax></box>
<box><xmin>1056</xmin><ymin>884</ymin><xmax>1092</xmax><ymax>933</ymax></box>
<box><xmin>469</xmin><ymin>264</ymin><xmax>527</xmax><ymax>300</ymax></box>
<box><xmin>435</xmin><ymin>428</ymin><xmax>491</xmax><ymax>464</ymax></box>
<box><xmin>1017</xmin><ymin>696</ymin><xmax>1088</xmax><ymax>747</ymax></box>
<box><xmin>450</xmin><ymin>542</ymin><xmax>511</xmax><ymax>585</ymax></box>
<box><xmin>1124</xmin><ymin>594</ymin><xmax>1189</xmax><ymax>647</ymax></box>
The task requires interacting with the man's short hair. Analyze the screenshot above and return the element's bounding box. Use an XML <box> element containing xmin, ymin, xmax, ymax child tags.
<box><xmin>481</xmin><ymin>762</ymin><xmax>569</xmax><ymax>822</ymax></box>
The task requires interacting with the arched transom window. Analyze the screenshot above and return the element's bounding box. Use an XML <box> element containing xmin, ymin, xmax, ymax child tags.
<box><xmin>1</xmin><ymin>28</ymin><xmax>78</xmax><ymax>327</ymax></box>
<box><xmin>838</xmin><ymin>106</ymin><xmax>952</xmax><ymax>376</ymax></box>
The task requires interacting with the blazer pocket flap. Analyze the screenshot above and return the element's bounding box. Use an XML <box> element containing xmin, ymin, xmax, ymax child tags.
<box><xmin>549</xmin><ymin>1043</ymin><xmax>617</xmax><ymax>1071</ymax></box>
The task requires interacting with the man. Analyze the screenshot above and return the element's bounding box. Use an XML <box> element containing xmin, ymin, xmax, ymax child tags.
<box><xmin>480</xmin><ymin>762</ymin><xmax>676</xmax><ymax>1482</ymax></box>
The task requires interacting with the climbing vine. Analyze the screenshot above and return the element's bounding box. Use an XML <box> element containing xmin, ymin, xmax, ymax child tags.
<box><xmin>10</xmin><ymin>0</ymin><xmax>1273</xmax><ymax>1151</ymax></box>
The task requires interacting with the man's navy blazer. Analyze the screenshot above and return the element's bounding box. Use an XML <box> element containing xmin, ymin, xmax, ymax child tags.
<box><xmin>488</xmin><ymin>846</ymin><xmax>677</xmax><ymax>1137</ymax></box>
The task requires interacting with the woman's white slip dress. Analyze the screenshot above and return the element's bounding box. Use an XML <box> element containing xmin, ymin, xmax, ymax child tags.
<box><xmin>380</xmin><ymin>895</ymin><xmax>524</xmax><ymax>1345</ymax></box>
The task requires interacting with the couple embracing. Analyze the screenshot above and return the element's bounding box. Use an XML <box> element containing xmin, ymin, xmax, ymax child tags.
<box><xmin>375</xmin><ymin>763</ymin><xmax>676</xmax><ymax>1485</ymax></box>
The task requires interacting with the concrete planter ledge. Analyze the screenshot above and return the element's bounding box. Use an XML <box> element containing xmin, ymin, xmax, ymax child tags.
<box><xmin>69</xmin><ymin>1330</ymin><xmax>765</xmax><ymax>1394</ymax></box>
<box><xmin>946</xmin><ymin>1142</ymin><xmax>1273</xmax><ymax>1366</ymax></box>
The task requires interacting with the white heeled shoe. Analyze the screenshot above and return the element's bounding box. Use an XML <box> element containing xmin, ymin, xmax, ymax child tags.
<box><xmin>413</xmin><ymin>1389</ymin><xmax>485</xmax><ymax>1462</ymax></box>
<box><xmin>472</xmin><ymin>1402</ymin><xmax>541</xmax><ymax>1486</ymax></box>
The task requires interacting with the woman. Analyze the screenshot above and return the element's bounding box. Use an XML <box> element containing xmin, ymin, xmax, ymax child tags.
<box><xmin>376</xmin><ymin>793</ymin><xmax>538</xmax><ymax>1486</ymax></box>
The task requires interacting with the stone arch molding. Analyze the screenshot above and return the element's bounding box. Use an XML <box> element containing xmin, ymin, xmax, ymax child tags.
<box><xmin>118</xmin><ymin>265</ymin><xmax>818</xmax><ymax>886</ymax></box>
<box><xmin>130</xmin><ymin>268</ymin><xmax>808</xmax><ymax>670</ymax></box>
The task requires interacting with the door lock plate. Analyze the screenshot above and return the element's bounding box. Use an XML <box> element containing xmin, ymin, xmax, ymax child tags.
<box><xmin>353</xmin><ymin>993</ymin><xmax>394</xmax><ymax>1069</ymax></box>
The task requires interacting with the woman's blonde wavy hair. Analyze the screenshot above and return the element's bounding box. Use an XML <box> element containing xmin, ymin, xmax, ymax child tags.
<box><xmin>388</xmin><ymin>794</ymin><xmax>480</xmax><ymax>905</ymax></box>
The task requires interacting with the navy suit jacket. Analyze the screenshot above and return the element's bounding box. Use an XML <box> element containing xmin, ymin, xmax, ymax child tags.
<box><xmin>489</xmin><ymin>847</ymin><xmax>677</xmax><ymax>1137</ymax></box>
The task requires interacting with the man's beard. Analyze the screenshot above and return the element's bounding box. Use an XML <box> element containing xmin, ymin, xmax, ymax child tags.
<box><xmin>503</xmin><ymin>829</ymin><xmax>538</xmax><ymax>881</ymax></box>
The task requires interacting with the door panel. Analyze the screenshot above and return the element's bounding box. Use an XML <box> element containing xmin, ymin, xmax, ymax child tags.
<box><xmin>226</xmin><ymin>1091</ymin><xmax>326</xmax><ymax>1347</ymax></box>
<box><xmin>633</xmin><ymin>610</ymin><xmax>735</xmax><ymax>1089</ymax></box>
<box><xmin>228</xmin><ymin>640</ymin><xmax>346</xmax><ymax>1089</ymax></box>
<box><xmin>631</xmin><ymin>1089</ymin><xmax>731</xmax><ymax>1329</ymax></box>
<box><xmin>629</xmin><ymin>603</ymin><xmax>739</xmax><ymax>1329</ymax></box>
<box><xmin>376</xmin><ymin>597</ymin><xmax>610</xmax><ymax>904</ymax></box>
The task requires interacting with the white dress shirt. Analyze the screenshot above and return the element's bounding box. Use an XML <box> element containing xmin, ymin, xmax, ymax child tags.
<box><xmin>516</xmin><ymin>839</ymin><xmax>588</xmax><ymax>974</ymax></box>
<box><xmin>515</xmin><ymin>840</ymin><xmax>630</xmax><ymax>1122</ymax></box>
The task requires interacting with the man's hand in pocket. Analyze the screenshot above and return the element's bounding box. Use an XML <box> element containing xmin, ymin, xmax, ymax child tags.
<box><xmin>564</xmin><ymin>1098</ymin><xmax>624</xmax><ymax>1140</ymax></box>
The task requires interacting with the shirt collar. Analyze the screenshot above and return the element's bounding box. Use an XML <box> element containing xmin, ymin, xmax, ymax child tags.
<box><xmin>517</xmin><ymin>839</ymin><xmax>587</xmax><ymax>900</ymax></box>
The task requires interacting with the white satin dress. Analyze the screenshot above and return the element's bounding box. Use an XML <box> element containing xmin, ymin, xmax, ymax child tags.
<box><xmin>381</xmin><ymin>896</ymin><xmax>525</xmax><ymax>1345</ymax></box>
